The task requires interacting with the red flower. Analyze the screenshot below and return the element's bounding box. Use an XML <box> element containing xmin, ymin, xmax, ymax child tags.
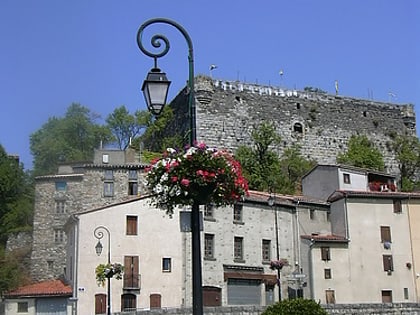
<box><xmin>180</xmin><ymin>178</ymin><xmax>190</xmax><ymax>187</ymax></box>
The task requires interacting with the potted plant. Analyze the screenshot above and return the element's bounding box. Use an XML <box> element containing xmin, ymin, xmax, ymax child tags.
<box><xmin>146</xmin><ymin>142</ymin><xmax>249</xmax><ymax>215</ymax></box>
<box><xmin>270</xmin><ymin>259</ymin><xmax>289</xmax><ymax>270</ymax></box>
<box><xmin>95</xmin><ymin>263</ymin><xmax>124</xmax><ymax>287</ymax></box>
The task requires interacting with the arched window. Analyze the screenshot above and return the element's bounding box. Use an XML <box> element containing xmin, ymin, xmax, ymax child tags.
<box><xmin>121</xmin><ymin>293</ymin><xmax>136</xmax><ymax>312</ymax></box>
<box><xmin>293</xmin><ymin>122</ymin><xmax>303</xmax><ymax>133</ymax></box>
<box><xmin>95</xmin><ymin>294</ymin><xmax>106</xmax><ymax>315</ymax></box>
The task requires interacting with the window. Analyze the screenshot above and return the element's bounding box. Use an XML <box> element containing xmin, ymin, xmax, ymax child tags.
<box><xmin>103</xmin><ymin>182</ymin><xmax>114</xmax><ymax>197</ymax></box>
<box><xmin>383</xmin><ymin>255</ymin><xmax>394</xmax><ymax>272</ymax></box>
<box><xmin>54</xmin><ymin>229</ymin><xmax>65</xmax><ymax>243</ymax></box>
<box><xmin>262</xmin><ymin>239</ymin><xmax>271</xmax><ymax>262</ymax></box>
<box><xmin>55</xmin><ymin>200</ymin><xmax>66</xmax><ymax>213</ymax></box>
<box><xmin>393</xmin><ymin>199</ymin><xmax>402</xmax><ymax>213</ymax></box>
<box><xmin>128</xmin><ymin>170</ymin><xmax>137</xmax><ymax>180</ymax></box>
<box><xmin>104</xmin><ymin>170</ymin><xmax>114</xmax><ymax>180</ymax></box>
<box><xmin>324</xmin><ymin>268</ymin><xmax>332</xmax><ymax>279</ymax></box>
<box><xmin>293</xmin><ymin>122</ymin><xmax>303</xmax><ymax>133</ymax></box>
<box><xmin>47</xmin><ymin>260</ymin><xmax>54</xmax><ymax>271</ymax></box>
<box><xmin>128</xmin><ymin>170</ymin><xmax>138</xmax><ymax>195</ymax></box>
<box><xmin>55</xmin><ymin>181</ymin><xmax>67</xmax><ymax>191</ymax></box>
<box><xmin>321</xmin><ymin>247</ymin><xmax>330</xmax><ymax>261</ymax></box>
<box><xmin>121</xmin><ymin>294</ymin><xmax>136</xmax><ymax>312</ymax></box>
<box><xmin>309</xmin><ymin>209</ymin><xmax>315</xmax><ymax>220</ymax></box>
<box><xmin>102</xmin><ymin>154</ymin><xmax>109</xmax><ymax>164</ymax></box>
<box><xmin>123</xmin><ymin>256</ymin><xmax>139</xmax><ymax>288</ymax></box>
<box><xmin>95</xmin><ymin>293</ymin><xmax>107</xmax><ymax>314</ymax></box>
<box><xmin>126</xmin><ymin>216</ymin><xmax>138</xmax><ymax>235</ymax></box>
<box><xmin>17</xmin><ymin>302</ymin><xmax>28</xmax><ymax>313</ymax></box>
<box><xmin>325</xmin><ymin>290</ymin><xmax>336</xmax><ymax>304</ymax></box>
<box><xmin>343</xmin><ymin>173</ymin><xmax>351</xmax><ymax>184</ymax></box>
<box><xmin>234</xmin><ymin>236</ymin><xmax>244</xmax><ymax>261</ymax></box>
<box><xmin>380</xmin><ymin>226</ymin><xmax>392</xmax><ymax>243</ymax></box>
<box><xmin>204</xmin><ymin>204</ymin><xmax>214</xmax><ymax>219</ymax></box>
<box><xmin>233</xmin><ymin>203</ymin><xmax>243</xmax><ymax>222</ymax></box>
<box><xmin>404</xmin><ymin>288</ymin><xmax>409</xmax><ymax>300</ymax></box>
<box><xmin>205</xmin><ymin>234</ymin><xmax>215</xmax><ymax>259</ymax></box>
<box><xmin>326</xmin><ymin>211</ymin><xmax>331</xmax><ymax>222</ymax></box>
<box><xmin>382</xmin><ymin>290</ymin><xmax>392</xmax><ymax>303</ymax></box>
<box><xmin>162</xmin><ymin>258</ymin><xmax>171</xmax><ymax>272</ymax></box>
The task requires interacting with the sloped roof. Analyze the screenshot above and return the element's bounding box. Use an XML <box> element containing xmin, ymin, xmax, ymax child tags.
<box><xmin>301</xmin><ymin>233</ymin><xmax>349</xmax><ymax>243</ymax></box>
<box><xmin>328</xmin><ymin>189</ymin><xmax>420</xmax><ymax>202</ymax></box>
<box><xmin>5</xmin><ymin>279</ymin><xmax>72</xmax><ymax>298</ymax></box>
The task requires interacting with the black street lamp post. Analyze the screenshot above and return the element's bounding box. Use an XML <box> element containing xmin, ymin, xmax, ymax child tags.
<box><xmin>137</xmin><ymin>18</ymin><xmax>202</xmax><ymax>315</ymax></box>
<box><xmin>94</xmin><ymin>226</ymin><xmax>112</xmax><ymax>315</ymax></box>
<box><xmin>268</xmin><ymin>194</ymin><xmax>282</xmax><ymax>302</ymax></box>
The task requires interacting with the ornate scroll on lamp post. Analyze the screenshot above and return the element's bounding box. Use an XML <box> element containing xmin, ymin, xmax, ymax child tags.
<box><xmin>137</xmin><ymin>18</ymin><xmax>202</xmax><ymax>315</ymax></box>
<box><xmin>94</xmin><ymin>226</ymin><xmax>111</xmax><ymax>315</ymax></box>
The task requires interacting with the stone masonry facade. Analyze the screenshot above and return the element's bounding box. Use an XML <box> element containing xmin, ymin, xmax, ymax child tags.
<box><xmin>30</xmin><ymin>149</ymin><xmax>149</xmax><ymax>281</ymax></box>
<box><xmin>168</xmin><ymin>76</ymin><xmax>416</xmax><ymax>177</ymax></box>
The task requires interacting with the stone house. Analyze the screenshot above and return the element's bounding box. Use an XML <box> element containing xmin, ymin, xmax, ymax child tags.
<box><xmin>30</xmin><ymin>148</ymin><xmax>148</xmax><ymax>281</ymax></box>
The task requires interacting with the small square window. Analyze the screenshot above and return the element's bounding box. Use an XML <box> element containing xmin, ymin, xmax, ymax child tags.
<box><xmin>128</xmin><ymin>170</ymin><xmax>138</xmax><ymax>180</ymax></box>
<box><xmin>343</xmin><ymin>173</ymin><xmax>351</xmax><ymax>184</ymax></box>
<box><xmin>54</xmin><ymin>229</ymin><xmax>65</xmax><ymax>243</ymax></box>
<box><xmin>104</xmin><ymin>169</ymin><xmax>113</xmax><ymax>180</ymax></box>
<box><xmin>55</xmin><ymin>181</ymin><xmax>67</xmax><ymax>191</ymax></box>
<box><xmin>55</xmin><ymin>201</ymin><xmax>66</xmax><ymax>214</ymax></box>
<box><xmin>162</xmin><ymin>258</ymin><xmax>171</xmax><ymax>272</ymax></box>
<box><xmin>324</xmin><ymin>268</ymin><xmax>332</xmax><ymax>279</ymax></box>
<box><xmin>17</xmin><ymin>301</ymin><xmax>28</xmax><ymax>313</ymax></box>
<box><xmin>104</xmin><ymin>182</ymin><xmax>114</xmax><ymax>197</ymax></box>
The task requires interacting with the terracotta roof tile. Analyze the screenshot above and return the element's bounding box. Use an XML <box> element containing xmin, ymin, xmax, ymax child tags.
<box><xmin>301</xmin><ymin>233</ymin><xmax>349</xmax><ymax>243</ymax></box>
<box><xmin>5</xmin><ymin>279</ymin><xmax>72</xmax><ymax>298</ymax></box>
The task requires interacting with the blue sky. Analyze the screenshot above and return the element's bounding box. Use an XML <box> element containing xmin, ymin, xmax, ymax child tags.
<box><xmin>1</xmin><ymin>1</ymin><xmax>419</xmax><ymax>170</ymax></box>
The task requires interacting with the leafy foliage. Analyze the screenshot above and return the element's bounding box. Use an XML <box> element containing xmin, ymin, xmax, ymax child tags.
<box><xmin>30</xmin><ymin>103</ymin><xmax>112</xmax><ymax>176</ymax></box>
<box><xmin>0</xmin><ymin>145</ymin><xmax>33</xmax><ymax>244</ymax></box>
<box><xmin>105</xmin><ymin>106</ymin><xmax>150</xmax><ymax>150</ymax></box>
<box><xmin>140</xmin><ymin>106</ymin><xmax>184</xmax><ymax>152</ymax></box>
<box><xmin>337</xmin><ymin>135</ymin><xmax>385</xmax><ymax>171</ymax></box>
<box><xmin>95</xmin><ymin>263</ymin><xmax>124</xmax><ymax>287</ymax></box>
<box><xmin>146</xmin><ymin>143</ymin><xmax>248</xmax><ymax>215</ymax></box>
<box><xmin>235</xmin><ymin>122</ymin><xmax>314</xmax><ymax>194</ymax></box>
<box><xmin>391</xmin><ymin>134</ymin><xmax>420</xmax><ymax>191</ymax></box>
<box><xmin>262</xmin><ymin>298</ymin><xmax>328</xmax><ymax>315</ymax></box>
<box><xmin>0</xmin><ymin>247</ymin><xmax>31</xmax><ymax>295</ymax></box>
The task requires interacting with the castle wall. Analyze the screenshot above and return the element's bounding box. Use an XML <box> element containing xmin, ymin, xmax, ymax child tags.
<box><xmin>169</xmin><ymin>76</ymin><xmax>416</xmax><ymax>176</ymax></box>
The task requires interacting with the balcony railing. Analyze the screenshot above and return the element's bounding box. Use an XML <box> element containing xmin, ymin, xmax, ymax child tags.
<box><xmin>123</xmin><ymin>274</ymin><xmax>141</xmax><ymax>290</ymax></box>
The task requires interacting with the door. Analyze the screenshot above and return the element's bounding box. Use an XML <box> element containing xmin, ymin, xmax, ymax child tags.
<box><xmin>150</xmin><ymin>294</ymin><xmax>161</xmax><ymax>309</ymax></box>
<box><xmin>95</xmin><ymin>294</ymin><xmax>106</xmax><ymax>314</ymax></box>
<box><xmin>227</xmin><ymin>278</ymin><xmax>261</xmax><ymax>305</ymax></box>
<box><xmin>203</xmin><ymin>286</ymin><xmax>221</xmax><ymax>306</ymax></box>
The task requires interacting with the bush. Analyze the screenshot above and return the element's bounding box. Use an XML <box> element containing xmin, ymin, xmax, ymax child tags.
<box><xmin>262</xmin><ymin>298</ymin><xmax>328</xmax><ymax>315</ymax></box>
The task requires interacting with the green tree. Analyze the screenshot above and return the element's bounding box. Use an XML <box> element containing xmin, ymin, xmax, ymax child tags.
<box><xmin>337</xmin><ymin>135</ymin><xmax>385</xmax><ymax>171</ymax></box>
<box><xmin>279</xmin><ymin>145</ymin><xmax>316</xmax><ymax>194</ymax></box>
<box><xmin>0</xmin><ymin>145</ymin><xmax>33</xmax><ymax>243</ymax></box>
<box><xmin>140</xmin><ymin>106</ymin><xmax>184</xmax><ymax>152</ymax></box>
<box><xmin>391</xmin><ymin>134</ymin><xmax>420</xmax><ymax>191</ymax></box>
<box><xmin>0</xmin><ymin>247</ymin><xmax>31</xmax><ymax>295</ymax></box>
<box><xmin>262</xmin><ymin>298</ymin><xmax>328</xmax><ymax>315</ymax></box>
<box><xmin>235</xmin><ymin>122</ymin><xmax>282</xmax><ymax>192</ymax></box>
<box><xmin>105</xmin><ymin>106</ymin><xmax>150</xmax><ymax>150</ymax></box>
<box><xmin>30</xmin><ymin>103</ymin><xmax>111</xmax><ymax>175</ymax></box>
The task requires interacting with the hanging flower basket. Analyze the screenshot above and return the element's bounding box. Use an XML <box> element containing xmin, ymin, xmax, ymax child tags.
<box><xmin>95</xmin><ymin>263</ymin><xmax>124</xmax><ymax>287</ymax></box>
<box><xmin>146</xmin><ymin>142</ymin><xmax>249</xmax><ymax>215</ymax></box>
<box><xmin>270</xmin><ymin>259</ymin><xmax>289</xmax><ymax>270</ymax></box>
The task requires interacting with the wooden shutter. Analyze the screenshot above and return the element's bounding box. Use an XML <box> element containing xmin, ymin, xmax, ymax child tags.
<box><xmin>150</xmin><ymin>294</ymin><xmax>161</xmax><ymax>309</ymax></box>
<box><xmin>124</xmin><ymin>256</ymin><xmax>139</xmax><ymax>288</ymax></box>
<box><xmin>383</xmin><ymin>255</ymin><xmax>394</xmax><ymax>271</ymax></box>
<box><xmin>321</xmin><ymin>247</ymin><xmax>330</xmax><ymax>261</ymax></box>
<box><xmin>380</xmin><ymin>226</ymin><xmax>391</xmax><ymax>243</ymax></box>
<box><xmin>95</xmin><ymin>294</ymin><xmax>106</xmax><ymax>314</ymax></box>
<box><xmin>126</xmin><ymin>216</ymin><xmax>138</xmax><ymax>235</ymax></box>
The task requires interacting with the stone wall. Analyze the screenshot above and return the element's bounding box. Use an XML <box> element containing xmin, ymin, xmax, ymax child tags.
<box><xmin>111</xmin><ymin>304</ymin><xmax>420</xmax><ymax>315</ymax></box>
<box><xmin>168</xmin><ymin>76</ymin><xmax>416</xmax><ymax>177</ymax></box>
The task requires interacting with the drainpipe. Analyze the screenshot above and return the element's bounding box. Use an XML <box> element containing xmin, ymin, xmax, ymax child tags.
<box><xmin>407</xmin><ymin>195</ymin><xmax>418</xmax><ymax>301</ymax></box>
<box><xmin>308</xmin><ymin>239</ymin><xmax>315</xmax><ymax>300</ymax></box>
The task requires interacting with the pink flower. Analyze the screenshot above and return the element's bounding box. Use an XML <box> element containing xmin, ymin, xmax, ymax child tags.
<box><xmin>171</xmin><ymin>176</ymin><xmax>178</xmax><ymax>182</ymax></box>
<box><xmin>196</xmin><ymin>170</ymin><xmax>204</xmax><ymax>176</ymax></box>
<box><xmin>180</xmin><ymin>178</ymin><xmax>190</xmax><ymax>187</ymax></box>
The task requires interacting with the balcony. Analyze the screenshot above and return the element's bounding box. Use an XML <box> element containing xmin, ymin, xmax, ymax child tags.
<box><xmin>123</xmin><ymin>274</ymin><xmax>141</xmax><ymax>291</ymax></box>
<box><xmin>369</xmin><ymin>182</ymin><xmax>396</xmax><ymax>192</ymax></box>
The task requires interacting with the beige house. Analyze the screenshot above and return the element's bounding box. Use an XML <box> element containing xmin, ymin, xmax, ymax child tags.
<box><xmin>65</xmin><ymin>197</ymin><xmax>184</xmax><ymax>314</ymax></box>
<box><xmin>302</xmin><ymin>164</ymin><xmax>419</xmax><ymax>303</ymax></box>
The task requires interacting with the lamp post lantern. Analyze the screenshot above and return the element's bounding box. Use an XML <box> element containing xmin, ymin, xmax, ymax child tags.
<box><xmin>137</xmin><ymin>18</ymin><xmax>202</xmax><ymax>315</ymax></box>
<box><xmin>94</xmin><ymin>226</ymin><xmax>111</xmax><ymax>315</ymax></box>
<box><xmin>268</xmin><ymin>193</ymin><xmax>282</xmax><ymax>302</ymax></box>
